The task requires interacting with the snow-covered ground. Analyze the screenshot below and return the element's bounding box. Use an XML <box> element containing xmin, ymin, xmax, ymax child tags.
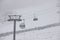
<box><xmin>0</xmin><ymin>0</ymin><xmax>60</xmax><ymax>40</ymax></box>
<box><xmin>0</xmin><ymin>25</ymin><xmax>60</xmax><ymax>40</ymax></box>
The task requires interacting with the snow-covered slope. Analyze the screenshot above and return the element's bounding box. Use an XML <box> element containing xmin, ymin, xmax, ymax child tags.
<box><xmin>0</xmin><ymin>26</ymin><xmax>60</xmax><ymax>40</ymax></box>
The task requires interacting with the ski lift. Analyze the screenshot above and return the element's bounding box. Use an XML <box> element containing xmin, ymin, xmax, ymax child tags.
<box><xmin>33</xmin><ymin>17</ymin><xmax>38</xmax><ymax>21</ymax></box>
<box><xmin>19</xmin><ymin>22</ymin><xmax>25</xmax><ymax>29</ymax></box>
<box><xmin>19</xmin><ymin>19</ymin><xmax>25</xmax><ymax>29</ymax></box>
<box><xmin>33</xmin><ymin>13</ymin><xmax>38</xmax><ymax>21</ymax></box>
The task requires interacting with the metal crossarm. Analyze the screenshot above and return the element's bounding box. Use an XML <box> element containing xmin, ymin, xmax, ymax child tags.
<box><xmin>8</xmin><ymin>19</ymin><xmax>22</xmax><ymax>21</ymax></box>
<box><xmin>8</xmin><ymin>15</ymin><xmax>22</xmax><ymax>21</ymax></box>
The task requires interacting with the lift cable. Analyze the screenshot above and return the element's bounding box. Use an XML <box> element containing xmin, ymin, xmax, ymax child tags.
<box><xmin>0</xmin><ymin>22</ymin><xmax>60</xmax><ymax>38</ymax></box>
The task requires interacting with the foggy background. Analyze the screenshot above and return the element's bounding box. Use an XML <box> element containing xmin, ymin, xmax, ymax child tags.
<box><xmin>0</xmin><ymin>0</ymin><xmax>60</xmax><ymax>40</ymax></box>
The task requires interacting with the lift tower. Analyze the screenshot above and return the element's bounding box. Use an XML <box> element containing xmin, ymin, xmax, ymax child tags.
<box><xmin>8</xmin><ymin>15</ymin><xmax>22</xmax><ymax>40</ymax></box>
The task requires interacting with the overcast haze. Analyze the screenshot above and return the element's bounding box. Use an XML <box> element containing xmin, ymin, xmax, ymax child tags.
<box><xmin>0</xmin><ymin>0</ymin><xmax>57</xmax><ymax>11</ymax></box>
<box><xmin>0</xmin><ymin>0</ymin><xmax>60</xmax><ymax>40</ymax></box>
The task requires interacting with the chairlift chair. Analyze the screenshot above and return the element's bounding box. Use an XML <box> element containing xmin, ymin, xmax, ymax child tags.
<box><xmin>33</xmin><ymin>17</ymin><xmax>38</xmax><ymax>21</ymax></box>
<box><xmin>33</xmin><ymin>13</ymin><xmax>38</xmax><ymax>21</ymax></box>
<box><xmin>19</xmin><ymin>22</ymin><xmax>25</xmax><ymax>29</ymax></box>
<box><xmin>19</xmin><ymin>19</ymin><xmax>25</xmax><ymax>29</ymax></box>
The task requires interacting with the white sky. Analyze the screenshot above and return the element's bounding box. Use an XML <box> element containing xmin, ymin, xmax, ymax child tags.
<box><xmin>0</xmin><ymin>0</ymin><xmax>57</xmax><ymax>12</ymax></box>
